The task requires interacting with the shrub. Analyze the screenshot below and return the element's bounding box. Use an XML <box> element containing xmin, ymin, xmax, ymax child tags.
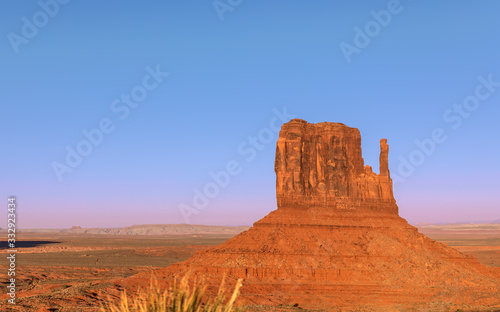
<box><xmin>100</xmin><ymin>273</ymin><xmax>244</xmax><ymax>312</ymax></box>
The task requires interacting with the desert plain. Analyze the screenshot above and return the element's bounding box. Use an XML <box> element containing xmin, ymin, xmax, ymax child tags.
<box><xmin>1</xmin><ymin>222</ymin><xmax>500</xmax><ymax>312</ymax></box>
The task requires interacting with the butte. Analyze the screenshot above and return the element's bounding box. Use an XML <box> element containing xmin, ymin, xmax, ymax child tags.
<box><xmin>121</xmin><ymin>119</ymin><xmax>500</xmax><ymax>311</ymax></box>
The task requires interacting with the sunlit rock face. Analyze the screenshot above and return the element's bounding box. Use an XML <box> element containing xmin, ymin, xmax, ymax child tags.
<box><xmin>275</xmin><ymin>119</ymin><xmax>396</xmax><ymax>213</ymax></box>
<box><xmin>121</xmin><ymin>119</ymin><xmax>500</xmax><ymax>311</ymax></box>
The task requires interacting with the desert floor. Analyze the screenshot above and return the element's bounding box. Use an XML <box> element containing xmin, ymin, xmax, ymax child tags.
<box><xmin>1</xmin><ymin>225</ymin><xmax>500</xmax><ymax>312</ymax></box>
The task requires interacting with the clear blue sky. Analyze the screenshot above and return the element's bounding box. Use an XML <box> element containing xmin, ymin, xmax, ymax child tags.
<box><xmin>1</xmin><ymin>0</ymin><xmax>499</xmax><ymax>228</ymax></box>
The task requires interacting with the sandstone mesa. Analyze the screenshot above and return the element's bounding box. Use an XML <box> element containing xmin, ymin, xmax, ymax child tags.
<box><xmin>119</xmin><ymin>119</ymin><xmax>500</xmax><ymax>311</ymax></box>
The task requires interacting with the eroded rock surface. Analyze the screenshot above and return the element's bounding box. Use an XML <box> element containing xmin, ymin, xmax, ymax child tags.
<box><xmin>275</xmin><ymin>119</ymin><xmax>396</xmax><ymax>212</ymax></box>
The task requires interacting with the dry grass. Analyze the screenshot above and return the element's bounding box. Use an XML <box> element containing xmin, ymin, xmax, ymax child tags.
<box><xmin>100</xmin><ymin>274</ymin><xmax>245</xmax><ymax>312</ymax></box>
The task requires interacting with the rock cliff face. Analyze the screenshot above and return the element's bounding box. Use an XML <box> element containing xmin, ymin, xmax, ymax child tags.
<box><xmin>121</xmin><ymin>119</ymin><xmax>500</xmax><ymax>310</ymax></box>
<box><xmin>275</xmin><ymin>119</ymin><xmax>396</xmax><ymax>212</ymax></box>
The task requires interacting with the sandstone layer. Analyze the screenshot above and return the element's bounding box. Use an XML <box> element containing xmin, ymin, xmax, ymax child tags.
<box><xmin>120</xmin><ymin>119</ymin><xmax>500</xmax><ymax>311</ymax></box>
<box><xmin>275</xmin><ymin>120</ymin><xmax>396</xmax><ymax>212</ymax></box>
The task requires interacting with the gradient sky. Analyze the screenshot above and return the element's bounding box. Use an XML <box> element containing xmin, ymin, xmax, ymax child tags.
<box><xmin>1</xmin><ymin>1</ymin><xmax>499</xmax><ymax>228</ymax></box>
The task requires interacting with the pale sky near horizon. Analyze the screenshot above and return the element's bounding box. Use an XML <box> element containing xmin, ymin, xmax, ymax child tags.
<box><xmin>1</xmin><ymin>1</ymin><xmax>499</xmax><ymax>228</ymax></box>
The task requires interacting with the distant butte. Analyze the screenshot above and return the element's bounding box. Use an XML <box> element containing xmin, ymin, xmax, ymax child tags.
<box><xmin>120</xmin><ymin>119</ymin><xmax>500</xmax><ymax>310</ymax></box>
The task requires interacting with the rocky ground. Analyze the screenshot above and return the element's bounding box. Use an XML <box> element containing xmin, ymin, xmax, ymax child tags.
<box><xmin>1</xmin><ymin>224</ymin><xmax>499</xmax><ymax>312</ymax></box>
<box><xmin>0</xmin><ymin>232</ymin><xmax>232</xmax><ymax>311</ymax></box>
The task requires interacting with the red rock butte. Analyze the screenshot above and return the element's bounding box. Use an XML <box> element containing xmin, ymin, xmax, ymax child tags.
<box><xmin>121</xmin><ymin>119</ymin><xmax>500</xmax><ymax>310</ymax></box>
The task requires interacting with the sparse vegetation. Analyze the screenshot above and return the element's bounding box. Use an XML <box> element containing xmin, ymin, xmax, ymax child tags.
<box><xmin>100</xmin><ymin>274</ymin><xmax>245</xmax><ymax>312</ymax></box>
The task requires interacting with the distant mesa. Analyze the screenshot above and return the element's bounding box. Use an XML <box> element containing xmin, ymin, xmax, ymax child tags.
<box><xmin>121</xmin><ymin>119</ymin><xmax>500</xmax><ymax>310</ymax></box>
<box><xmin>60</xmin><ymin>224</ymin><xmax>249</xmax><ymax>235</ymax></box>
